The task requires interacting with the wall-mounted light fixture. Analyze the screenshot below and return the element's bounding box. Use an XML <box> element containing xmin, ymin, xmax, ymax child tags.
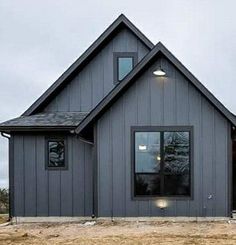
<box><xmin>156</xmin><ymin>199</ymin><xmax>168</xmax><ymax>209</ymax></box>
<box><xmin>153</xmin><ymin>67</ymin><xmax>166</xmax><ymax>76</ymax></box>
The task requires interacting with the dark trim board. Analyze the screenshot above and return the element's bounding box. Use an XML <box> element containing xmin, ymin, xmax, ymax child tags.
<box><xmin>9</xmin><ymin>135</ymin><xmax>14</xmax><ymax>218</ymax></box>
<box><xmin>22</xmin><ymin>14</ymin><xmax>154</xmax><ymax>116</ymax></box>
<box><xmin>92</xmin><ymin>123</ymin><xmax>98</xmax><ymax>217</ymax></box>
<box><xmin>0</xmin><ymin>126</ymin><xmax>75</xmax><ymax>134</ymax></box>
<box><xmin>75</xmin><ymin>42</ymin><xmax>236</xmax><ymax>135</ymax></box>
<box><xmin>230</xmin><ymin>125</ymin><xmax>233</xmax><ymax>216</ymax></box>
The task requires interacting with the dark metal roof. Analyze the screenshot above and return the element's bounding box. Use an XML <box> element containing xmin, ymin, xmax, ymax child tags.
<box><xmin>22</xmin><ymin>14</ymin><xmax>154</xmax><ymax>116</ymax></box>
<box><xmin>0</xmin><ymin>112</ymin><xmax>88</xmax><ymax>132</ymax></box>
<box><xmin>75</xmin><ymin>42</ymin><xmax>236</xmax><ymax>134</ymax></box>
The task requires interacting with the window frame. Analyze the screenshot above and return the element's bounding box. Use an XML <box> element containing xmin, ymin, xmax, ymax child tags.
<box><xmin>131</xmin><ymin>126</ymin><xmax>194</xmax><ymax>200</ymax></box>
<box><xmin>113</xmin><ymin>52</ymin><xmax>138</xmax><ymax>84</ymax></box>
<box><xmin>45</xmin><ymin>136</ymin><xmax>68</xmax><ymax>170</ymax></box>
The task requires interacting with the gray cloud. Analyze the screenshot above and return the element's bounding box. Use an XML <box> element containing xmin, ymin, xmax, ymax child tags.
<box><xmin>1</xmin><ymin>0</ymin><xmax>236</xmax><ymax>187</ymax></box>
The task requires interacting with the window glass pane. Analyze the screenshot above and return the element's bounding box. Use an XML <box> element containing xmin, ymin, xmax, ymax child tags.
<box><xmin>135</xmin><ymin>174</ymin><xmax>161</xmax><ymax>196</ymax></box>
<box><xmin>164</xmin><ymin>132</ymin><xmax>190</xmax><ymax>174</ymax></box>
<box><xmin>118</xmin><ymin>57</ymin><xmax>133</xmax><ymax>81</ymax></box>
<box><xmin>164</xmin><ymin>175</ymin><xmax>190</xmax><ymax>195</ymax></box>
<box><xmin>135</xmin><ymin>132</ymin><xmax>161</xmax><ymax>173</ymax></box>
<box><xmin>133</xmin><ymin>129</ymin><xmax>191</xmax><ymax>197</ymax></box>
<box><xmin>48</xmin><ymin>140</ymin><xmax>65</xmax><ymax>167</ymax></box>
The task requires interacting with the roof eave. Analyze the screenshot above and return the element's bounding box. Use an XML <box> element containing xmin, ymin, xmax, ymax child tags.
<box><xmin>157</xmin><ymin>43</ymin><xmax>236</xmax><ymax>126</ymax></box>
<box><xmin>0</xmin><ymin>126</ymin><xmax>76</xmax><ymax>133</ymax></box>
<box><xmin>75</xmin><ymin>42</ymin><xmax>236</xmax><ymax>134</ymax></box>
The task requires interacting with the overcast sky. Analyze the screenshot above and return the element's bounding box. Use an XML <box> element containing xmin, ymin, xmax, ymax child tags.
<box><xmin>0</xmin><ymin>0</ymin><xmax>236</xmax><ymax>188</ymax></box>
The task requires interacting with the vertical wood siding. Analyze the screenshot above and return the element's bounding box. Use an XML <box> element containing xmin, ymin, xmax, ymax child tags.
<box><xmin>97</xmin><ymin>57</ymin><xmax>231</xmax><ymax>217</ymax></box>
<box><xmin>12</xmin><ymin>134</ymin><xmax>93</xmax><ymax>217</ymax></box>
<box><xmin>43</xmin><ymin>28</ymin><xmax>150</xmax><ymax>113</ymax></box>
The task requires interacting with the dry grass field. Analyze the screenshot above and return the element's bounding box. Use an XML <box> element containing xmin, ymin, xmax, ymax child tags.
<box><xmin>1</xmin><ymin>220</ymin><xmax>236</xmax><ymax>244</ymax></box>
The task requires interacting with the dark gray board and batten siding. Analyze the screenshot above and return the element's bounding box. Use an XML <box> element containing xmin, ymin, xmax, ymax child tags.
<box><xmin>12</xmin><ymin>134</ymin><xmax>93</xmax><ymax>217</ymax></box>
<box><xmin>97</xmin><ymin>57</ymin><xmax>231</xmax><ymax>217</ymax></box>
<box><xmin>11</xmin><ymin>27</ymin><xmax>150</xmax><ymax>217</ymax></box>
<box><xmin>43</xmin><ymin>28</ymin><xmax>150</xmax><ymax>113</ymax></box>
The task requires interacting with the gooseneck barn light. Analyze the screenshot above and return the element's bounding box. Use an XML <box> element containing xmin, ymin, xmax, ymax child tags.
<box><xmin>153</xmin><ymin>66</ymin><xmax>166</xmax><ymax>76</ymax></box>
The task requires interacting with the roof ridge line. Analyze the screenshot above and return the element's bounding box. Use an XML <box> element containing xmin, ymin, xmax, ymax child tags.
<box><xmin>22</xmin><ymin>15</ymin><xmax>154</xmax><ymax>116</ymax></box>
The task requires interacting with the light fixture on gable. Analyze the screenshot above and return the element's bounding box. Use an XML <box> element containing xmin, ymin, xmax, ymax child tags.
<box><xmin>153</xmin><ymin>66</ymin><xmax>166</xmax><ymax>76</ymax></box>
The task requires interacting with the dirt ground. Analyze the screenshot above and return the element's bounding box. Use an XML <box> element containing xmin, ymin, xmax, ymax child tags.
<box><xmin>0</xmin><ymin>215</ymin><xmax>8</xmax><ymax>224</ymax></box>
<box><xmin>1</xmin><ymin>220</ymin><xmax>236</xmax><ymax>244</ymax></box>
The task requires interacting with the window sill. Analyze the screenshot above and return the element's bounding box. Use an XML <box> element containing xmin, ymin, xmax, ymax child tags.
<box><xmin>132</xmin><ymin>195</ymin><xmax>193</xmax><ymax>201</ymax></box>
<box><xmin>46</xmin><ymin>167</ymin><xmax>68</xmax><ymax>171</ymax></box>
<box><xmin>113</xmin><ymin>81</ymin><xmax>120</xmax><ymax>86</ymax></box>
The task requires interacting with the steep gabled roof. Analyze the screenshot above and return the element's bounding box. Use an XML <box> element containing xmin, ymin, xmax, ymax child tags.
<box><xmin>75</xmin><ymin>42</ymin><xmax>236</xmax><ymax>134</ymax></box>
<box><xmin>22</xmin><ymin>14</ymin><xmax>154</xmax><ymax>116</ymax></box>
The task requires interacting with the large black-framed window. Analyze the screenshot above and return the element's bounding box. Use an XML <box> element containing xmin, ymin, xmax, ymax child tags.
<box><xmin>113</xmin><ymin>52</ymin><xmax>138</xmax><ymax>84</ymax></box>
<box><xmin>45</xmin><ymin>137</ymin><xmax>68</xmax><ymax>170</ymax></box>
<box><xmin>132</xmin><ymin>126</ymin><xmax>193</xmax><ymax>198</ymax></box>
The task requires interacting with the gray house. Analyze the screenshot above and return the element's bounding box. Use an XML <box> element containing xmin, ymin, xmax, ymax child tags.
<box><xmin>1</xmin><ymin>14</ymin><xmax>236</xmax><ymax>219</ymax></box>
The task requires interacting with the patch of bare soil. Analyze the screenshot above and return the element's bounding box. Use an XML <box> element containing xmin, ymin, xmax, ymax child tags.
<box><xmin>1</xmin><ymin>220</ymin><xmax>236</xmax><ymax>244</ymax></box>
<box><xmin>0</xmin><ymin>215</ymin><xmax>8</xmax><ymax>224</ymax></box>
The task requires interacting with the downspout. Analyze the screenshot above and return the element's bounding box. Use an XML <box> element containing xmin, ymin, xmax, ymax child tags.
<box><xmin>78</xmin><ymin>136</ymin><xmax>94</xmax><ymax>146</ymax></box>
<box><xmin>70</xmin><ymin>130</ymin><xmax>94</xmax><ymax>146</ymax></box>
<box><xmin>1</xmin><ymin>132</ymin><xmax>12</xmax><ymax>221</ymax></box>
<box><xmin>1</xmin><ymin>133</ymin><xmax>10</xmax><ymax>139</ymax></box>
<box><xmin>92</xmin><ymin>124</ymin><xmax>97</xmax><ymax>219</ymax></box>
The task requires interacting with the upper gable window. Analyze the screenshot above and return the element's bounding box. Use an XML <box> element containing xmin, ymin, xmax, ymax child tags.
<box><xmin>114</xmin><ymin>52</ymin><xmax>138</xmax><ymax>83</ymax></box>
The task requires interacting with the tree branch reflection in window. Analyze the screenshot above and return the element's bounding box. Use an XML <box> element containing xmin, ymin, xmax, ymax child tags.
<box><xmin>133</xmin><ymin>129</ymin><xmax>191</xmax><ymax>197</ymax></box>
<box><xmin>48</xmin><ymin>140</ymin><xmax>65</xmax><ymax>168</ymax></box>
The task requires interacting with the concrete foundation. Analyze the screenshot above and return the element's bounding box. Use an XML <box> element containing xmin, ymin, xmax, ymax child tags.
<box><xmin>12</xmin><ymin>216</ymin><xmax>230</xmax><ymax>224</ymax></box>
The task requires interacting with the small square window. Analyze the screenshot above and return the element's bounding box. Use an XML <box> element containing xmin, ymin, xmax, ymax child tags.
<box><xmin>46</xmin><ymin>138</ymin><xmax>67</xmax><ymax>170</ymax></box>
<box><xmin>114</xmin><ymin>52</ymin><xmax>138</xmax><ymax>83</ymax></box>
